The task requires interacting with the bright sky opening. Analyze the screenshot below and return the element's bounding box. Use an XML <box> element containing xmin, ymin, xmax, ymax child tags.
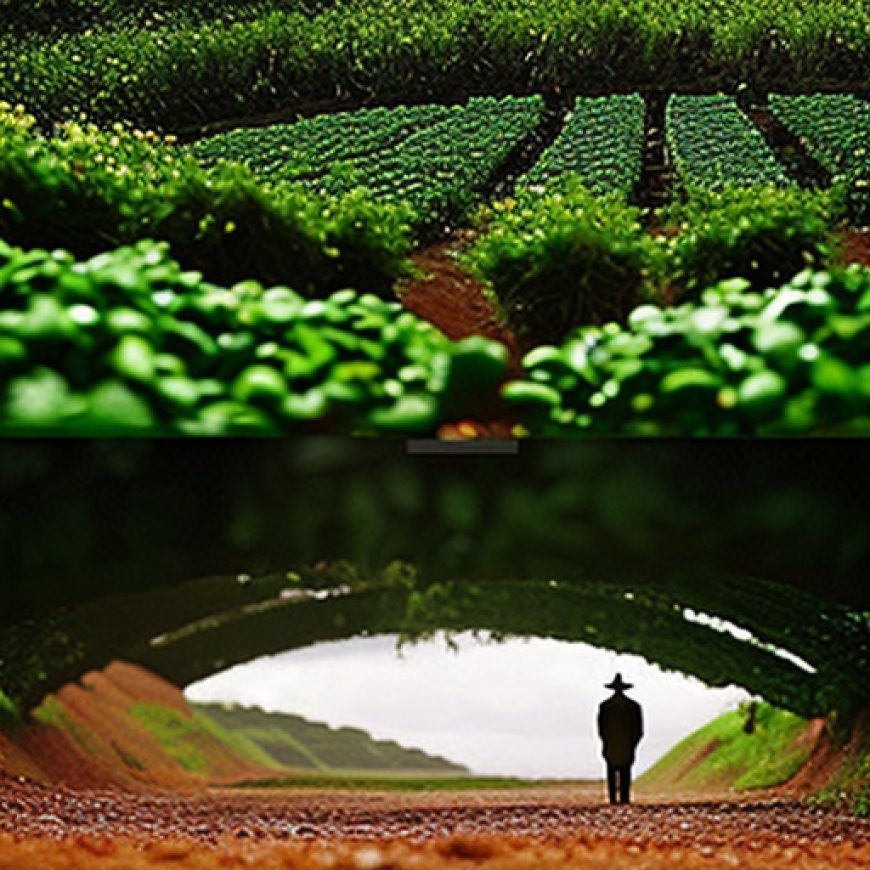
<box><xmin>186</xmin><ymin>632</ymin><xmax>750</xmax><ymax>779</ymax></box>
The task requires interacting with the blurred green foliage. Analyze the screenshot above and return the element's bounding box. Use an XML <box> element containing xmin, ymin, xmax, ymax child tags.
<box><xmin>509</xmin><ymin>266</ymin><xmax>870</xmax><ymax>435</ymax></box>
<box><xmin>0</xmin><ymin>237</ymin><xmax>508</xmax><ymax>435</ymax></box>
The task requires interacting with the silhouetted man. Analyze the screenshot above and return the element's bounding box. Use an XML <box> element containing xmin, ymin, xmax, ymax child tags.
<box><xmin>597</xmin><ymin>673</ymin><xmax>643</xmax><ymax>804</ymax></box>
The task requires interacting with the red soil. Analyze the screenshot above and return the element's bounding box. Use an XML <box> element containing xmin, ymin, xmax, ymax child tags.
<box><xmin>777</xmin><ymin>713</ymin><xmax>869</xmax><ymax>799</ymax></box>
<box><xmin>0</xmin><ymin>782</ymin><xmax>867</xmax><ymax>869</ymax></box>
<box><xmin>397</xmin><ymin>237</ymin><xmax>523</xmax><ymax>437</ymax></box>
<box><xmin>842</xmin><ymin>228</ymin><xmax>870</xmax><ymax>268</ymax></box>
<box><xmin>0</xmin><ymin>830</ymin><xmax>867</xmax><ymax>869</ymax></box>
<box><xmin>398</xmin><ymin>238</ymin><xmax>523</xmax><ymax>371</ymax></box>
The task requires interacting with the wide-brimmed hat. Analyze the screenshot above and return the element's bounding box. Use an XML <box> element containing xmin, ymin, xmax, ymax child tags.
<box><xmin>605</xmin><ymin>673</ymin><xmax>633</xmax><ymax>690</ymax></box>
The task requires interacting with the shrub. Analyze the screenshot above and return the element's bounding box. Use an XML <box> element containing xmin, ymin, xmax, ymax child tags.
<box><xmin>0</xmin><ymin>104</ymin><xmax>414</xmax><ymax>297</ymax></box>
<box><xmin>466</xmin><ymin>177</ymin><xmax>659</xmax><ymax>347</ymax></box>
<box><xmin>662</xmin><ymin>186</ymin><xmax>836</xmax><ymax>298</ymax></box>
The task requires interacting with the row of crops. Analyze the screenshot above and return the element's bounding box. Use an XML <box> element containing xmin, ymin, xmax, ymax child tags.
<box><xmin>190</xmin><ymin>93</ymin><xmax>869</xmax><ymax>222</ymax></box>
<box><xmin>192</xmin><ymin>97</ymin><xmax>547</xmax><ymax>236</ymax></box>
<box><xmin>666</xmin><ymin>95</ymin><xmax>790</xmax><ymax>191</ymax></box>
<box><xmin>518</xmin><ymin>94</ymin><xmax>645</xmax><ymax>198</ymax></box>
<box><xmin>2</xmin><ymin>230</ymin><xmax>869</xmax><ymax>436</ymax></box>
<box><xmin>1</xmin><ymin>0</ymin><xmax>867</xmax><ymax>130</ymax></box>
<box><xmin>769</xmin><ymin>94</ymin><xmax>870</xmax><ymax>225</ymax></box>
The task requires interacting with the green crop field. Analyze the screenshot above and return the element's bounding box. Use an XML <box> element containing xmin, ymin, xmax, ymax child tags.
<box><xmin>666</xmin><ymin>94</ymin><xmax>790</xmax><ymax>191</ymax></box>
<box><xmin>1</xmin><ymin>1</ymin><xmax>869</xmax><ymax>435</ymax></box>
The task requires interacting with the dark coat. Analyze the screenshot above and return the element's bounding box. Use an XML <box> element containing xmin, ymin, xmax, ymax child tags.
<box><xmin>598</xmin><ymin>693</ymin><xmax>643</xmax><ymax>765</ymax></box>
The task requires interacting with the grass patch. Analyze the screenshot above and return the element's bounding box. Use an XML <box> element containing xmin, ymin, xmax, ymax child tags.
<box><xmin>232</xmin><ymin>771</ymin><xmax>575</xmax><ymax>791</ymax></box>
<box><xmin>128</xmin><ymin>703</ymin><xmax>209</xmax><ymax>773</ymax></box>
<box><xmin>641</xmin><ymin>703</ymin><xmax>812</xmax><ymax>792</ymax></box>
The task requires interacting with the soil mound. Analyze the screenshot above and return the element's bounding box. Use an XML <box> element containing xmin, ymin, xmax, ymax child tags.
<box><xmin>0</xmin><ymin>662</ymin><xmax>275</xmax><ymax>791</ymax></box>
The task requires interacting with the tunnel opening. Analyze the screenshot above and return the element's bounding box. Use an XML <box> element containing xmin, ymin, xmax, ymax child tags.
<box><xmin>2</xmin><ymin>565</ymin><xmax>864</xmax><ymax>728</ymax></box>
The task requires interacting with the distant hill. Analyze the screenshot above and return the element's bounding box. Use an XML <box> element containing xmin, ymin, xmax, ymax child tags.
<box><xmin>194</xmin><ymin>702</ymin><xmax>468</xmax><ymax>774</ymax></box>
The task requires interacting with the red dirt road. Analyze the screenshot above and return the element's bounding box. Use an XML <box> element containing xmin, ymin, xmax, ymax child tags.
<box><xmin>0</xmin><ymin>775</ymin><xmax>867</xmax><ymax>869</ymax></box>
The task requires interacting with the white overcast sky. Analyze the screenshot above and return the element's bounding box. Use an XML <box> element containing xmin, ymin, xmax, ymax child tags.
<box><xmin>186</xmin><ymin>633</ymin><xmax>749</xmax><ymax>779</ymax></box>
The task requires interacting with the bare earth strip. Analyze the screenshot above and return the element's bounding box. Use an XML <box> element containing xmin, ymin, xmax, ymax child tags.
<box><xmin>0</xmin><ymin>778</ymin><xmax>867</xmax><ymax>869</ymax></box>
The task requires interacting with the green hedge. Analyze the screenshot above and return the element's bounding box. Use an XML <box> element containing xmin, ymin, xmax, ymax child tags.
<box><xmin>465</xmin><ymin>179</ymin><xmax>659</xmax><ymax>347</ymax></box>
<box><xmin>662</xmin><ymin>186</ymin><xmax>835</xmax><ymax>297</ymax></box>
<box><xmin>0</xmin><ymin>104</ymin><xmax>413</xmax><ymax>296</ymax></box>
<box><xmin>2</xmin><ymin>1</ymin><xmax>867</xmax><ymax>130</ymax></box>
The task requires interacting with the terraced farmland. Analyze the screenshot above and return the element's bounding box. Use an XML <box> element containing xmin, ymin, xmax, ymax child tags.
<box><xmin>1</xmin><ymin>1</ymin><xmax>869</xmax><ymax>435</ymax></box>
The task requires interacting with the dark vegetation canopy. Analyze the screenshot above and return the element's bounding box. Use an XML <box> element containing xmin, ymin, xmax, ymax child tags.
<box><xmin>0</xmin><ymin>442</ymin><xmax>867</xmax><ymax>722</ymax></box>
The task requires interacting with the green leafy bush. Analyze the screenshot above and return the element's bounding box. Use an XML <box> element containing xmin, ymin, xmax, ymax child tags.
<box><xmin>0</xmin><ymin>104</ymin><xmax>413</xmax><ymax>296</ymax></box>
<box><xmin>466</xmin><ymin>178</ymin><xmax>659</xmax><ymax>347</ymax></box>
<box><xmin>663</xmin><ymin>186</ymin><xmax>835</xmax><ymax>297</ymax></box>
<box><xmin>2</xmin><ymin>1</ymin><xmax>867</xmax><ymax>131</ymax></box>
<box><xmin>0</xmin><ymin>237</ymin><xmax>509</xmax><ymax>435</ymax></box>
<box><xmin>508</xmin><ymin>266</ymin><xmax>870</xmax><ymax>435</ymax></box>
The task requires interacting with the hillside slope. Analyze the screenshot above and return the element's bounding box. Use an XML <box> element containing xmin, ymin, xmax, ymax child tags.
<box><xmin>0</xmin><ymin>661</ymin><xmax>467</xmax><ymax>791</ymax></box>
<box><xmin>639</xmin><ymin>702</ymin><xmax>870</xmax><ymax>814</ymax></box>
<box><xmin>639</xmin><ymin>703</ymin><xmax>815</xmax><ymax>793</ymax></box>
<box><xmin>0</xmin><ymin>662</ymin><xmax>279</xmax><ymax>790</ymax></box>
<box><xmin>196</xmin><ymin>702</ymin><xmax>468</xmax><ymax>774</ymax></box>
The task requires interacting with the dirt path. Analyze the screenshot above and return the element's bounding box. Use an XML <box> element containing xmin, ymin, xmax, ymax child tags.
<box><xmin>397</xmin><ymin>239</ymin><xmax>523</xmax><ymax>368</ymax></box>
<box><xmin>0</xmin><ymin>775</ymin><xmax>867</xmax><ymax>869</ymax></box>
